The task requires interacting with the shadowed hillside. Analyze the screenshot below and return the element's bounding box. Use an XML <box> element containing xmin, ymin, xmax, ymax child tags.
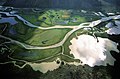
<box><xmin>3</xmin><ymin>0</ymin><xmax>102</xmax><ymax>10</ymax></box>
<box><xmin>2</xmin><ymin>0</ymin><xmax>120</xmax><ymax>12</ymax></box>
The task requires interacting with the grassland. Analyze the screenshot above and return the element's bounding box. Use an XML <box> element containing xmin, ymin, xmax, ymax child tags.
<box><xmin>0</xmin><ymin>9</ymin><xmax>103</xmax><ymax>63</ymax></box>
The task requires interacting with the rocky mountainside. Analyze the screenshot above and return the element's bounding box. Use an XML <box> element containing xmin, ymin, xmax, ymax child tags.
<box><xmin>0</xmin><ymin>0</ymin><xmax>7</xmax><ymax>5</ymax></box>
<box><xmin>1</xmin><ymin>0</ymin><xmax>119</xmax><ymax>12</ymax></box>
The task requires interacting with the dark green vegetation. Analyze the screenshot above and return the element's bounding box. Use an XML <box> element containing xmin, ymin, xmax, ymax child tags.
<box><xmin>19</xmin><ymin>9</ymin><xmax>99</xmax><ymax>26</ymax></box>
<box><xmin>40</xmin><ymin>65</ymin><xmax>112</xmax><ymax>79</ymax></box>
<box><xmin>0</xmin><ymin>63</ymin><xmax>113</xmax><ymax>79</ymax></box>
<box><xmin>0</xmin><ymin>63</ymin><xmax>42</xmax><ymax>79</ymax></box>
<box><xmin>0</xmin><ymin>9</ymin><xmax>119</xmax><ymax>79</ymax></box>
<box><xmin>0</xmin><ymin>9</ymin><xmax>101</xmax><ymax>62</ymax></box>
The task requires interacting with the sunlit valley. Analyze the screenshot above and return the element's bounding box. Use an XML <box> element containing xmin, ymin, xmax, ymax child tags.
<box><xmin>0</xmin><ymin>0</ymin><xmax>120</xmax><ymax>79</ymax></box>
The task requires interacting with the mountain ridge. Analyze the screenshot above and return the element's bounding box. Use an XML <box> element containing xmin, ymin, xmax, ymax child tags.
<box><xmin>1</xmin><ymin>0</ymin><xmax>120</xmax><ymax>12</ymax></box>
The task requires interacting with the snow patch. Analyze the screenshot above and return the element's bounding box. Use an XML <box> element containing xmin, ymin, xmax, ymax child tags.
<box><xmin>106</xmin><ymin>21</ymin><xmax>120</xmax><ymax>35</ymax></box>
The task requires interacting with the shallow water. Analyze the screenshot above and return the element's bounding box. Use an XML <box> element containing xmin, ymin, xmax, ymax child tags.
<box><xmin>0</xmin><ymin>17</ymin><xmax>18</xmax><ymax>25</ymax></box>
<box><xmin>27</xmin><ymin>61</ymin><xmax>61</xmax><ymax>73</ymax></box>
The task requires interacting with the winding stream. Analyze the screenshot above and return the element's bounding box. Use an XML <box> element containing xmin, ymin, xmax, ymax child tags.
<box><xmin>0</xmin><ymin>11</ymin><xmax>120</xmax><ymax>49</ymax></box>
<box><xmin>0</xmin><ymin>11</ymin><xmax>120</xmax><ymax>73</ymax></box>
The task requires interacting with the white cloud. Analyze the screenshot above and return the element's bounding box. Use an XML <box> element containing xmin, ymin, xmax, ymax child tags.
<box><xmin>69</xmin><ymin>34</ymin><xmax>119</xmax><ymax>67</ymax></box>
